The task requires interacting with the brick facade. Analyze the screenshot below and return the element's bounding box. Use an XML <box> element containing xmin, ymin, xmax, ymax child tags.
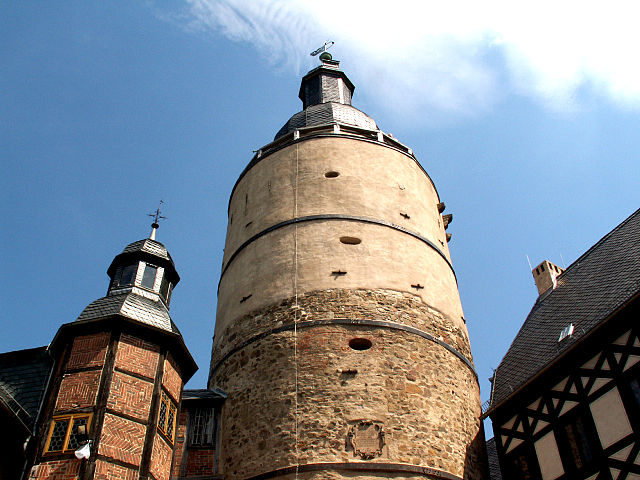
<box><xmin>66</xmin><ymin>333</ymin><xmax>109</xmax><ymax>370</ymax></box>
<box><xmin>149</xmin><ymin>435</ymin><xmax>173</xmax><ymax>480</ymax></box>
<box><xmin>115</xmin><ymin>334</ymin><xmax>159</xmax><ymax>379</ymax></box>
<box><xmin>107</xmin><ymin>370</ymin><xmax>154</xmax><ymax>421</ymax></box>
<box><xmin>184</xmin><ymin>449</ymin><xmax>215</xmax><ymax>477</ymax></box>
<box><xmin>98</xmin><ymin>413</ymin><xmax>146</xmax><ymax>465</ymax></box>
<box><xmin>34</xmin><ymin>328</ymin><xmax>190</xmax><ymax>480</ymax></box>
<box><xmin>162</xmin><ymin>354</ymin><xmax>182</xmax><ymax>403</ymax></box>
<box><xmin>93</xmin><ymin>460</ymin><xmax>137</xmax><ymax>480</ymax></box>
<box><xmin>170</xmin><ymin>411</ymin><xmax>188</xmax><ymax>477</ymax></box>
<box><xmin>32</xmin><ymin>459</ymin><xmax>80</xmax><ymax>480</ymax></box>
<box><xmin>55</xmin><ymin>368</ymin><xmax>101</xmax><ymax>412</ymax></box>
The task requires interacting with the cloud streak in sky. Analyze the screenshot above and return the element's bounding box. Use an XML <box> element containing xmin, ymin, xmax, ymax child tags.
<box><xmin>184</xmin><ymin>0</ymin><xmax>640</xmax><ymax>120</ymax></box>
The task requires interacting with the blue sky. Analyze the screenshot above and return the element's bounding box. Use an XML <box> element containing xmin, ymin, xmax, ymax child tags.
<box><xmin>2</xmin><ymin>1</ymin><xmax>639</xmax><ymax>437</ymax></box>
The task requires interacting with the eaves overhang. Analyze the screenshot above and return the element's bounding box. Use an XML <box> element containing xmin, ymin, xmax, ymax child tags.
<box><xmin>50</xmin><ymin>315</ymin><xmax>198</xmax><ymax>383</ymax></box>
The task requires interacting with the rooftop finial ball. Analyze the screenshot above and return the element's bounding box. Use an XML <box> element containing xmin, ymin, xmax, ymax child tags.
<box><xmin>319</xmin><ymin>52</ymin><xmax>332</xmax><ymax>61</ymax></box>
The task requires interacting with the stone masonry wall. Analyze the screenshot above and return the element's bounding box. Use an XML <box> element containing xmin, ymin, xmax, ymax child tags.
<box><xmin>210</xmin><ymin>289</ymin><xmax>485</xmax><ymax>480</ymax></box>
<box><xmin>211</xmin><ymin>288</ymin><xmax>472</xmax><ymax>375</ymax></box>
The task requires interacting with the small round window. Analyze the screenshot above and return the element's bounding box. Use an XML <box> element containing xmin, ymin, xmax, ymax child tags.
<box><xmin>340</xmin><ymin>236</ymin><xmax>361</xmax><ymax>245</ymax></box>
<box><xmin>349</xmin><ymin>338</ymin><xmax>372</xmax><ymax>351</ymax></box>
<box><xmin>325</xmin><ymin>171</ymin><xmax>340</xmax><ymax>178</ymax></box>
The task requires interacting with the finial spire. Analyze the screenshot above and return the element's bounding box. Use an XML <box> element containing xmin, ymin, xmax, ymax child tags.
<box><xmin>148</xmin><ymin>200</ymin><xmax>166</xmax><ymax>240</ymax></box>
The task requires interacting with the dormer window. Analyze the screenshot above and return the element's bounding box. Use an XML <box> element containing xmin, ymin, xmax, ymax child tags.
<box><xmin>118</xmin><ymin>264</ymin><xmax>137</xmax><ymax>287</ymax></box>
<box><xmin>141</xmin><ymin>264</ymin><xmax>158</xmax><ymax>290</ymax></box>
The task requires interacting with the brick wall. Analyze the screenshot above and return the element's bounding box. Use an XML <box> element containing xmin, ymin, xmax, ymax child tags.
<box><xmin>149</xmin><ymin>435</ymin><xmax>173</xmax><ymax>480</ymax></box>
<box><xmin>115</xmin><ymin>334</ymin><xmax>159</xmax><ymax>379</ymax></box>
<box><xmin>32</xmin><ymin>459</ymin><xmax>79</xmax><ymax>480</ymax></box>
<box><xmin>170</xmin><ymin>411</ymin><xmax>188</xmax><ymax>477</ymax></box>
<box><xmin>98</xmin><ymin>413</ymin><xmax>146</xmax><ymax>465</ymax></box>
<box><xmin>66</xmin><ymin>332</ymin><xmax>109</xmax><ymax>370</ymax></box>
<box><xmin>107</xmin><ymin>371</ymin><xmax>153</xmax><ymax>421</ymax></box>
<box><xmin>162</xmin><ymin>354</ymin><xmax>182</xmax><ymax>403</ymax></box>
<box><xmin>40</xmin><ymin>330</ymin><xmax>188</xmax><ymax>479</ymax></box>
<box><xmin>185</xmin><ymin>449</ymin><xmax>215</xmax><ymax>477</ymax></box>
<box><xmin>94</xmin><ymin>459</ymin><xmax>137</xmax><ymax>480</ymax></box>
<box><xmin>55</xmin><ymin>370</ymin><xmax>101</xmax><ymax>411</ymax></box>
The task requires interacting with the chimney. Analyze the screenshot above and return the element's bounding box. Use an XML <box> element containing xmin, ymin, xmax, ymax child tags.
<box><xmin>532</xmin><ymin>260</ymin><xmax>564</xmax><ymax>296</ymax></box>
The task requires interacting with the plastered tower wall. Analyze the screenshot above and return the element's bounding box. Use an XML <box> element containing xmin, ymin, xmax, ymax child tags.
<box><xmin>209</xmin><ymin>58</ymin><xmax>486</xmax><ymax>480</ymax></box>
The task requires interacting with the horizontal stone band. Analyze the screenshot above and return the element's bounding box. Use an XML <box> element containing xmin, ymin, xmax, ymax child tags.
<box><xmin>219</xmin><ymin>214</ymin><xmax>455</xmax><ymax>290</ymax></box>
<box><xmin>209</xmin><ymin>318</ymin><xmax>477</xmax><ymax>379</ymax></box>
<box><xmin>246</xmin><ymin>461</ymin><xmax>463</xmax><ymax>480</ymax></box>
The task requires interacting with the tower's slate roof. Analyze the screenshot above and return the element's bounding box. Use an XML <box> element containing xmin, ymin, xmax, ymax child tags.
<box><xmin>275</xmin><ymin>57</ymin><xmax>379</xmax><ymax>140</ymax></box>
<box><xmin>491</xmin><ymin>208</ymin><xmax>640</xmax><ymax>409</ymax></box>
<box><xmin>0</xmin><ymin>347</ymin><xmax>52</xmax><ymax>433</ymax></box>
<box><xmin>121</xmin><ymin>238</ymin><xmax>173</xmax><ymax>264</ymax></box>
<box><xmin>76</xmin><ymin>292</ymin><xmax>179</xmax><ymax>334</ymax></box>
<box><xmin>275</xmin><ymin>102</ymin><xmax>378</xmax><ymax>140</ymax></box>
<box><xmin>182</xmin><ymin>388</ymin><xmax>228</xmax><ymax>401</ymax></box>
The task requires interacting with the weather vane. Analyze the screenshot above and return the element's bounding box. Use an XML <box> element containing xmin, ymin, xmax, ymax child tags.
<box><xmin>310</xmin><ymin>41</ymin><xmax>335</xmax><ymax>59</ymax></box>
<box><xmin>148</xmin><ymin>200</ymin><xmax>166</xmax><ymax>240</ymax></box>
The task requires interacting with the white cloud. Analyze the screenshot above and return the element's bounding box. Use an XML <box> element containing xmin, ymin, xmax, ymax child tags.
<box><xmin>184</xmin><ymin>0</ymin><xmax>640</xmax><ymax>120</ymax></box>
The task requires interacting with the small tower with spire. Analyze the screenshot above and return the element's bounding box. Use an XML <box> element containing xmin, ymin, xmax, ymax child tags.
<box><xmin>29</xmin><ymin>221</ymin><xmax>196</xmax><ymax>480</ymax></box>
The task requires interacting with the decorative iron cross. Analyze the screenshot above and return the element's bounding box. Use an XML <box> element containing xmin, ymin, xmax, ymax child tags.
<box><xmin>148</xmin><ymin>200</ymin><xmax>167</xmax><ymax>228</ymax></box>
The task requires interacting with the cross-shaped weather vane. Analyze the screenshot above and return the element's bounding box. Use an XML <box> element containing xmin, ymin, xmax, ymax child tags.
<box><xmin>148</xmin><ymin>200</ymin><xmax>166</xmax><ymax>240</ymax></box>
<box><xmin>310</xmin><ymin>41</ymin><xmax>334</xmax><ymax>57</ymax></box>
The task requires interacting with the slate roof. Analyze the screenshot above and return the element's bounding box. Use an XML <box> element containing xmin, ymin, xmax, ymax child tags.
<box><xmin>491</xmin><ymin>208</ymin><xmax>640</xmax><ymax>408</ymax></box>
<box><xmin>275</xmin><ymin>102</ymin><xmax>378</xmax><ymax>140</ymax></box>
<box><xmin>76</xmin><ymin>292</ymin><xmax>179</xmax><ymax>334</ymax></box>
<box><xmin>0</xmin><ymin>347</ymin><xmax>52</xmax><ymax>433</ymax></box>
<box><xmin>182</xmin><ymin>388</ymin><xmax>228</xmax><ymax>401</ymax></box>
<box><xmin>122</xmin><ymin>238</ymin><xmax>173</xmax><ymax>264</ymax></box>
<box><xmin>486</xmin><ymin>438</ymin><xmax>502</xmax><ymax>480</ymax></box>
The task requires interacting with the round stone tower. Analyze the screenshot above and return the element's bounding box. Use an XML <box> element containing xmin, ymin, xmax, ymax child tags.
<box><xmin>209</xmin><ymin>56</ymin><xmax>487</xmax><ymax>480</ymax></box>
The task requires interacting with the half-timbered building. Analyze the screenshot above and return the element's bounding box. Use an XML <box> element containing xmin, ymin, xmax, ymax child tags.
<box><xmin>487</xmin><ymin>208</ymin><xmax>640</xmax><ymax>480</ymax></box>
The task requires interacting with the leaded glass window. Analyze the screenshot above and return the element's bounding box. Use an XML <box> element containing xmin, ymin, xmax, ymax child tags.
<box><xmin>157</xmin><ymin>391</ymin><xmax>177</xmax><ymax>443</ymax></box>
<box><xmin>189</xmin><ymin>408</ymin><xmax>215</xmax><ymax>447</ymax></box>
<box><xmin>47</xmin><ymin>419</ymin><xmax>68</xmax><ymax>452</ymax></box>
<box><xmin>45</xmin><ymin>414</ymin><xmax>92</xmax><ymax>453</ymax></box>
